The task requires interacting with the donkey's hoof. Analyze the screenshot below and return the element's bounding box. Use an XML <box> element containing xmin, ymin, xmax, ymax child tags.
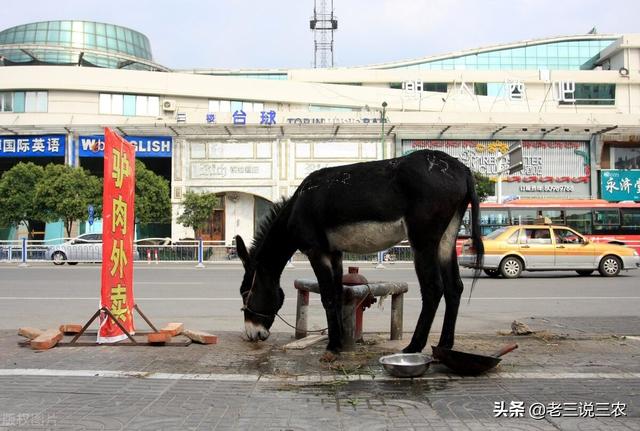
<box><xmin>402</xmin><ymin>345</ymin><xmax>421</xmax><ymax>354</ymax></box>
<box><xmin>320</xmin><ymin>351</ymin><xmax>339</xmax><ymax>363</ymax></box>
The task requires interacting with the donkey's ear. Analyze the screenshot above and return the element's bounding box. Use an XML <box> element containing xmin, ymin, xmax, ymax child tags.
<box><xmin>235</xmin><ymin>235</ymin><xmax>250</xmax><ymax>268</ymax></box>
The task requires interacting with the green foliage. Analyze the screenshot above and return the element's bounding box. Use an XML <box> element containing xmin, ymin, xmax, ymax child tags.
<box><xmin>135</xmin><ymin>160</ymin><xmax>171</xmax><ymax>224</ymax></box>
<box><xmin>177</xmin><ymin>191</ymin><xmax>220</xmax><ymax>234</ymax></box>
<box><xmin>473</xmin><ymin>172</ymin><xmax>494</xmax><ymax>202</ymax></box>
<box><xmin>36</xmin><ymin>164</ymin><xmax>102</xmax><ymax>237</ymax></box>
<box><xmin>0</xmin><ymin>162</ymin><xmax>45</xmax><ymax>238</ymax></box>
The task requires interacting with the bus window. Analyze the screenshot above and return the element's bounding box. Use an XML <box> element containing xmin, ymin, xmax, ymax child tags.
<box><xmin>479</xmin><ymin>209</ymin><xmax>509</xmax><ymax>236</ymax></box>
<box><xmin>593</xmin><ymin>209</ymin><xmax>620</xmax><ymax>233</ymax></box>
<box><xmin>621</xmin><ymin>209</ymin><xmax>640</xmax><ymax>233</ymax></box>
<box><xmin>541</xmin><ymin>210</ymin><xmax>565</xmax><ymax>225</ymax></box>
<box><xmin>480</xmin><ymin>209</ymin><xmax>509</xmax><ymax>225</ymax></box>
<box><xmin>566</xmin><ymin>209</ymin><xmax>593</xmax><ymax>234</ymax></box>
<box><xmin>510</xmin><ymin>209</ymin><xmax>536</xmax><ymax>225</ymax></box>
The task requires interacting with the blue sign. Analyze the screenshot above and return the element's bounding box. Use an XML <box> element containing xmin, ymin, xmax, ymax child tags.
<box><xmin>88</xmin><ymin>205</ymin><xmax>95</xmax><ymax>226</ymax></box>
<box><xmin>206</xmin><ymin>113</ymin><xmax>216</xmax><ymax>124</ymax></box>
<box><xmin>601</xmin><ymin>170</ymin><xmax>640</xmax><ymax>202</ymax></box>
<box><xmin>79</xmin><ymin>135</ymin><xmax>172</xmax><ymax>158</ymax></box>
<box><xmin>232</xmin><ymin>110</ymin><xmax>247</xmax><ymax>125</ymax></box>
<box><xmin>0</xmin><ymin>135</ymin><xmax>65</xmax><ymax>157</ymax></box>
<box><xmin>260</xmin><ymin>110</ymin><xmax>277</xmax><ymax>125</ymax></box>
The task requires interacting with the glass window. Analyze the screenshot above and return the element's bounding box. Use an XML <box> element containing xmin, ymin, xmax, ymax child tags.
<box><xmin>95</xmin><ymin>23</ymin><xmax>106</xmax><ymax>36</ymax></box>
<box><xmin>35</xmin><ymin>91</ymin><xmax>47</xmax><ymax>112</ymax></box>
<box><xmin>147</xmin><ymin>96</ymin><xmax>159</xmax><ymax>116</ymax></box>
<box><xmin>99</xmin><ymin>93</ymin><xmax>111</xmax><ymax>114</ymax></box>
<box><xmin>480</xmin><ymin>209</ymin><xmax>509</xmax><ymax>226</ymax></box>
<box><xmin>123</xmin><ymin>95</ymin><xmax>136</xmax><ymax>116</ymax></box>
<box><xmin>541</xmin><ymin>210</ymin><xmax>564</xmax><ymax>224</ymax></box>
<box><xmin>506</xmin><ymin>229</ymin><xmax>520</xmax><ymax>244</ymax></box>
<box><xmin>0</xmin><ymin>92</ymin><xmax>13</xmax><ymax>112</ymax></box>
<box><xmin>553</xmin><ymin>227</ymin><xmax>584</xmax><ymax>244</ymax></box>
<box><xmin>510</xmin><ymin>209</ymin><xmax>536</xmax><ymax>225</ymax></box>
<box><xmin>621</xmin><ymin>209</ymin><xmax>640</xmax><ymax>233</ymax></box>
<box><xmin>135</xmin><ymin>96</ymin><xmax>148</xmax><ymax>116</ymax></box>
<box><xmin>13</xmin><ymin>92</ymin><xmax>25</xmax><ymax>113</ymax></box>
<box><xmin>252</xmin><ymin>102</ymin><xmax>263</xmax><ymax>112</ymax></box>
<box><xmin>106</xmin><ymin>25</ymin><xmax>116</xmax><ymax>39</ymax></box>
<box><xmin>219</xmin><ymin>100</ymin><xmax>231</xmax><ymax>112</ymax></box>
<box><xmin>593</xmin><ymin>209</ymin><xmax>620</xmax><ymax>233</ymax></box>
<box><xmin>84</xmin><ymin>32</ymin><xmax>96</xmax><ymax>47</ymax></box>
<box><xmin>612</xmin><ymin>147</ymin><xmax>640</xmax><ymax>170</ymax></box>
<box><xmin>24</xmin><ymin>92</ymin><xmax>37</xmax><ymax>112</ymax></box>
<box><xmin>111</xmin><ymin>94</ymin><xmax>123</xmax><ymax>114</ymax></box>
<box><xmin>208</xmin><ymin>100</ymin><xmax>220</xmax><ymax>112</ymax></box>
<box><xmin>522</xmin><ymin>228</ymin><xmax>551</xmax><ymax>244</ymax></box>
<box><xmin>230</xmin><ymin>101</ymin><xmax>243</xmax><ymax>112</ymax></box>
<box><xmin>566</xmin><ymin>209</ymin><xmax>592</xmax><ymax>234</ymax></box>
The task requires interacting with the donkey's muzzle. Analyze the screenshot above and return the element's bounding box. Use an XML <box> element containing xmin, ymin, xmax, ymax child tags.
<box><xmin>244</xmin><ymin>321</ymin><xmax>270</xmax><ymax>341</ymax></box>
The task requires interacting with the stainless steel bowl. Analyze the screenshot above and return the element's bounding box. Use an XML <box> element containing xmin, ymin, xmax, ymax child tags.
<box><xmin>379</xmin><ymin>353</ymin><xmax>432</xmax><ymax>378</ymax></box>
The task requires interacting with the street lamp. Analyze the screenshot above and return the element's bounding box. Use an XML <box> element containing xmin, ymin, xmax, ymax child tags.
<box><xmin>381</xmin><ymin>101</ymin><xmax>387</xmax><ymax>159</ymax></box>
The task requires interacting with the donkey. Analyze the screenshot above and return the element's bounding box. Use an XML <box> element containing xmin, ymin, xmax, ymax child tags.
<box><xmin>236</xmin><ymin>149</ymin><xmax>484</xmax><ymax>357</ymax></box>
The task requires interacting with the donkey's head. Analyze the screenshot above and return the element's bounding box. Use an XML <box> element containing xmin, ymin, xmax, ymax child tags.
<box><xmin>236</xmin><ymin>235</ymin><xmax>285</xmax><ymax>341</ymax></box>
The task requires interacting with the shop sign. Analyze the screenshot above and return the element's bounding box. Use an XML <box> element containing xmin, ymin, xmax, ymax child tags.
<box><xmin>0</xmin><ymin>134</ymin><xmax>65</xmax><ymax>157</ymax></box>
<box><xmin>285</xmin><ymin>116</ymin><xmax>385</xmax><ymax>125</ymax></box>
<box><xmin>402</xmin><ymin>139</ymin><xmax>591</xmax><ymax>197</ymax></box>
<box><xmin>191</xmin><ymin>161</ymin><xmax>272</xmax><ymax>179</ymax></box>
<box><xmin>601</xmin><ymin>170</ymin><xmax>640</xmax><ymax>202</ymax></box>
<box><xmin>79</xmin><ymin>136</ymin><xmax>172</xmax><ymax>158</ymax></box>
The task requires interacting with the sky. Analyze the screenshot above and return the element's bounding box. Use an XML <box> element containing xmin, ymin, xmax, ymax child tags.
<box><xmin>1</xmin><ymin>0</ymin><xmax>638</xmax><ymax>70</ymax></box>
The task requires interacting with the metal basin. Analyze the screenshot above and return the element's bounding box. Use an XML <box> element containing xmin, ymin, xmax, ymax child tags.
<box><xmin>379</xmin><ymin>353</ymin><xmax>432</xmax><ymax>378</ymax></box>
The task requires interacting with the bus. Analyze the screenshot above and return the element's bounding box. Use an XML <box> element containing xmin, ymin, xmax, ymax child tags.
<box><xmin>460</xmin><ymin>199</ymin><xmax>640</xmax><ymax>254</ymax></box>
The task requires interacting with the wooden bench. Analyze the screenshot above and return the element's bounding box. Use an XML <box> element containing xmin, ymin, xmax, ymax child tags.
<box><xmin>293</xmin><ymin>279</ymin><xmax>409</xmax><ymax>350</ymax></box>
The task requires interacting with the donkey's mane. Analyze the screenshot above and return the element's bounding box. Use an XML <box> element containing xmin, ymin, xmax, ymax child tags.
<box><xmin>249</xmin><ymin>198</ymin><xmax>290</xmax><ymax>259</ymax></box>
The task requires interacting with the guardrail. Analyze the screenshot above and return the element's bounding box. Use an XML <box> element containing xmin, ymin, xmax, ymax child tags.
<box><xmin>0</xmin><ymin>239</ymin><xmax>415</xmax><ymax>265</ymax></box>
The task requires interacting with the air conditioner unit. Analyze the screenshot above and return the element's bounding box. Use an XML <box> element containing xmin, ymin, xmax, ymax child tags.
<box><xmin>163</xmin><ymin>99</ymin><xmax>176</xmax><ymax>112</ymax></box>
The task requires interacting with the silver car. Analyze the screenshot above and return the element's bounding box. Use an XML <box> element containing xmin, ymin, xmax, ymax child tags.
<box><xmin>48</xmin><ymin>233</ymin><xmax>103</xmax><ymax>265</ymax></box>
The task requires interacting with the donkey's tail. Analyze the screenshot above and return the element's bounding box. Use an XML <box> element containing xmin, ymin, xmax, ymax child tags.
<box><xmin>466</xmin><ymin>171</ymin><xmax>484</xmax><ymax>300</ymax></box>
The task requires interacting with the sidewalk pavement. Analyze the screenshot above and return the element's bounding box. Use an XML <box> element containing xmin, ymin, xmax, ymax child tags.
<box><xmin>0</xmin><ymin>316</ymin><xmax>639</xmax><ymax>430</ymax></box>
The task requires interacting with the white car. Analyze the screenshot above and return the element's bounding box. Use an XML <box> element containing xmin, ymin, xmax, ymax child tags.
<box><xmin>47</xmin><ymin>233</ymin><xmax>140</xmax><ymax>265</ymax></box>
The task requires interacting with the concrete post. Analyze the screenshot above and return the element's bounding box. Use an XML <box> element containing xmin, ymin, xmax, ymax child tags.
<box><xmin>390</xmin><ymin>293</ymin><xmax>404</xmax><ymax>340</ymax></box>
<box><xmin>294</xmin><ymin>290</ymin><xmax>309</xmax><ymax>339</ymax></box>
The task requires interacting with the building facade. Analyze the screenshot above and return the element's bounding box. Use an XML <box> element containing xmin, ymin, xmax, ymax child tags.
<box><xmin>1</xmin><ymin>20</ymin><xmax>639</xmax><ymax>242</ymax></box>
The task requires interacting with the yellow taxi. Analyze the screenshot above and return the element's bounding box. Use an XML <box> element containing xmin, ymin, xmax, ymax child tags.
<box><xmin>459</xmin><ymin>221</ymin><xmax>640</xmax><ymax>278</ymax></box>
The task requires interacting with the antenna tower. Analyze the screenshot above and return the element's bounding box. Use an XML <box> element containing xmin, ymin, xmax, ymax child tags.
<box><xmin>310</xmin><ymin>0</ymin><xmax>338</xmax><ymax>68</ymax></box>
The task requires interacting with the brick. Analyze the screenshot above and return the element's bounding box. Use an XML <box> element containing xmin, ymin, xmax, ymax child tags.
<box><xmin>18</xmin><ymin>327</ymin><xmax>43</xmax><ymax>340</ymax></box>
<box><xmin>160</xmin><ymin>322</ymin><xmax>184</xmax><ymax>337</ymax></box>
<box><xmin>30</xmin><ymin>329</ymin><xmax>63</xmax><ymax>350</ymax></box>
<box><xmin>183</xmin><ymin>329</ymin><xmax>218</xmax><ymax>345</ymax></box>
<box><xmin>59</xmin><ymin>324</ymin><xmax>83</xmax><ymax>334</ymax></box>
<box><xmin>147</xmin><ymin>332</ymin><xmax>172</xmax><ymax>344</ymax></box>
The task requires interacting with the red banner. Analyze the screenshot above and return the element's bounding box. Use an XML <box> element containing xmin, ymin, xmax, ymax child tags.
<box><xmin>98</xmin><ymin>128</ymin><xmax>136</xmax><ymax>343</ymax></box>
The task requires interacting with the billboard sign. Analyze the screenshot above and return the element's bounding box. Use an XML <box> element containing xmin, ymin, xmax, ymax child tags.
<box><xmin>79</xmin><ymin>135</ymin><xmax>172</xmax><ymax>158</ymax></box>
<box><xmin>402</xmin><ymin>139</ymin><xmax>592</xmax><ymax>198</ymax></box>
<box><xmin>601</xmin><ymin>170</ymin><xmax>640</xmax><ymax>202</ymax></box>
<box><xmin>0</xmin><ymin>135</ymin><xmax>65</xmax><ymax>157</ymax></box>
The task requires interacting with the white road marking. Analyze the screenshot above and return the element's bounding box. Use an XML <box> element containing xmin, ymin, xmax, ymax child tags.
<box><xmin>0</xmin><ymin>368</ymin><xmax>638</xmax><ymax>382</ymax></box>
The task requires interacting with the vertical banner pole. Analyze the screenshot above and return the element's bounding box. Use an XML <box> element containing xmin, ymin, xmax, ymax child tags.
<box><xmin>196</xmin><ymin>239</ymin><xmax>205</xmax><ymax>268</ymax></box>
<box><xmin>19</xmin><ymin>237</ymin><xmax>28</xmax><ymax>267</ymax></box>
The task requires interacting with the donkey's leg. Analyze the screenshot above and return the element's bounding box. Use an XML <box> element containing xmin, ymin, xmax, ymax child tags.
<box><xmin>308</xmin><ymin>250</ymin><xmax>344</xmax><ymax>354</ymax></box>
<box><xmin>403</xmin><ymin>244</ymin><xmax>444</xmax><ymax>353</ymax></box>
<box><xmin>438</xmin><ymin>247</ymin><xmax>464</xmax><ymax>349</ymax></box>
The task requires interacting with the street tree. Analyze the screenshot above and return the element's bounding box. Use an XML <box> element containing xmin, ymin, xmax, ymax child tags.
<box><xmin>36</xmin><ymin>164</ymin><xmax>102</xmax><ymax>237</ymax></box>
<box><xmin>473</xmin><ymin>172</ymin><xmax>494</xmax><ymax>202</ymax></box>
<box><xmin>177</xmin><ymin>191</ymin><xmax>220</xmax><ymax>236</ymax></box>
<box><xmin>0</xmin><ymin>162</ymin><xmax>45</xmax><ymax>239</ymax></box>
<box><xmin>135</xmin><ymin>160</ymin><xmax>171</xmax><ymax>224</ymax></box>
